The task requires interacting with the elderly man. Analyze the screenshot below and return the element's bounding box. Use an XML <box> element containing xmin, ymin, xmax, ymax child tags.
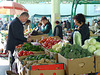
<box><xmin>6</xmin><ymin>12</ymin><xmax>31</xmax><ymax>70</ymax></box>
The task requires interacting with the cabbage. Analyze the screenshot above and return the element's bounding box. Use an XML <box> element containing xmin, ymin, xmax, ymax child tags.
<box><xmin>88</xmin><ymin>38</ymin><xmax>96</xmax><ymax>45</ymax></box>
<box><xmin>96</xmin><ymin>48</ymin><xmax>100</xmax><ymax>50</ymax></box>
<box><xmin>82</xmin><ymin>39</ymin><xmax>89</xmax><ymax>49</ymax></box>
<box><xmin>52</xmin><ymin>44</ymin><xmax>59</xmax><ymax>50</ymax></box>
<box><xmin>95</xmin><ymin>42</ymin><xmax>100</xmax><ymax>49</ymax></box>
<box><xmin>94</xmin><ymin>49</ymin><xmax>100</xmax><ymax>56</ymax></box>
<box><xmin>84</xmin><ymin>39</ymin><xmax>89</xmax><ymax>45</ymax></box>
<box><xmin>56</xmin><ymin>46</ymin><xmax>61</xmax><ymax>52</ymax></box>
<box><xmin>88</xmin><ymin>45</ymin><xmax>96</xmax><ymax>53</ymax></box>
<box><xmin>82</xmin><ymin>44</ymin><xmax>88</xmax><ymax>49</ymax></box>
<box><xmin>73</xmin><ymin>31</ymin><xmax>82</xmax><ymax>46</ymax></box>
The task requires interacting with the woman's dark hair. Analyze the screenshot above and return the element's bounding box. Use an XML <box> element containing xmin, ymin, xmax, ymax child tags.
<box><xmin>41</xmin><ymin>16</ymin><xmax>47</xmax><ymax>21</ymax></box>
<box><xmin>55</xmin><ymin>21</ymin><xmax>60</xmax><ymax>24</ymax></box>
<box><xmin>73</xmin><ymin>13</ymin><xmax>85</xmax><ymax>24</ymax></box>
<box><xmin>38</xmin><ymin>22</ymin><xmax>42</xmax><ymax>26</ymax></box>
<box><xmin>26</xmin><ymin>19</ymin><xmax>31</xmax><ymax>24</ymax></box>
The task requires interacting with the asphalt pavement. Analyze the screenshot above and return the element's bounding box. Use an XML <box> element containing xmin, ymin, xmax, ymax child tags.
<box><xmin>0</xmin><ymin>57</ymin><xmax>10</xmax><ymax>75</ymax></box>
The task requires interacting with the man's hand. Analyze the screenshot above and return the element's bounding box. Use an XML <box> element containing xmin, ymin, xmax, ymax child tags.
<box><xmin>27</xmin><ymin>38</ymin><xmax>31</xmax><ymax>43</ymax></box>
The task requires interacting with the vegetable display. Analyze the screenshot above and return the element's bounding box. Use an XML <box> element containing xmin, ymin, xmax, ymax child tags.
<box><xmin>24</xmin><ymin>54</ymin><xmax>50</xmax><ymax>60</ymax></box>
<box><xmin>60</xmin><ymin>44</ymin><xmax>92</xmax><ymax>59</ymax></box>
<box><xmin>23</xmin><ymin>54</ymin><xmax>55</xmax><ymax>66</ymax></box>
<box><xmin>39</xmin><ymin>37</ymin><xmax>61</xmax><ymax>50</ymax></box>
<box><xmin>82</xmin><ymin>38</ymin><xmax>100</xmax><ymax>55</ymax></box>
<box><xmin>21</xmin><ymin>43</ymin><xmax>44</xmax><ymax>51</ymax></box>
<box><xmin>51</xmin><ymin>41</ymin><xmax>70</xmax><ymax>53</ymax></box>
<box><xmin>18</xmin><ymin>50</ymin><xmax>34</xmax><ymax>57</ymax></box>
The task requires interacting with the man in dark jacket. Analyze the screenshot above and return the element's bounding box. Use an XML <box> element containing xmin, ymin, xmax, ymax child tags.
<box><xmin>6</xmin><ymin>12</ymin><xmax>31</xmax><ymax>70</ymax></box>
<box><xmin>53</xmin><ymin>21</ymin><xmax>63</xmax><ymax>39</ymax></box>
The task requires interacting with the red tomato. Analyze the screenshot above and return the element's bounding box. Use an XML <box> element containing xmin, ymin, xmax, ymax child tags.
<box><xmin>54</xmin><ymin>41</ymin><xmax>57</xmax><ymax>45</ymax></box>
<box><xmin>43</xmin><ymin>37</ymin><xmax>47</xmax><ymax>41</ymax></box>
<box><xmin>16</xmin><ymin>46</ymin><xmax>19</xmax><ymax>48</ymax></box>
<box><xmin>42</xmin><ymin>44</ymin><xmax>46</xmax><ymax>48</ymax></box>
<box><xmin>50</xmin><ymin>40</ymin><xmax>54</xmax><ymax>45</ymax></box>
<box><xmin>46</xmin><ymin>39</ymin><xmax>50</xmax><ymax>43</ymax></box>
<box><xmin>18</xmin><ymin>44</ymin><xmax>22</xmax><ymax>47</ymax></box>
<box><xmin>49</xmin><ymin>46</ymin><xmax>52</xmax><ymax>49</ymax></box>
<box><xmin>43</xmin><ymin>42</ymin><xmax>48</xmax><ymax>46</ymax></box>
<box><xmin>18</xmin><ymin>50</ymin><xmax>24</xmax><ymax>56</ymax></box>
<box><xmin>23</xmin><ymin>53</ymin><xmax>27</xmax><ymax>56</ymax></box>
<box><xmin>46</xmin><ymin>46</ymin><xmax>52</xmax><ymax>50</ymax></box>
<box><xmin>27</xmin><ymin>51</ymin><xmax>30</xmax><ymax>55</ymax></box>
<box><xmin>23</xmin><ymin>51</ymin><xmax>27</xmax><ymax>55</ymax></box>
<box><xmin>39</xmin><ymin>41</ymin><xmax>42</xmax><ymax>44</ymax></box>
<box><xmin>18</xmin><ymin>52</ymin><xmax>21</xmax><ymax>57</ymax></box>
<box><xmin>46</xmin><ymin>46</ymin><xmax>50</xmax><ymax>50</ymax></box>
<box><xmin>48</xmin><ymin>43</ymin><xmax>52</xmax><ymax>47</ymax></box>
<box><xmin>57</xmin><ymin>39</ymin><xmax>61</xmax><ymax>43</ymax></box>
<box><xmin>29</xmin><ymin>51</ymin><xmax>34</xmax><ymax>55</ymax></box>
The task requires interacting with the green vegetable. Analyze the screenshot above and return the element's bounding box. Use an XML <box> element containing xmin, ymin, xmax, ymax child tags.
<box><xmin>94</xmin><ymin>49</ymin><xmax>100</xmax><ymax>56</ymax></box>
<box><xmin>88</xmin><ymin>38</ymin><xmax>96</xmax><ymax>45</ymax></box>
<box><xmin>60</xmin><ymin>44</ymin><xmax>92</xmax><ymax>59</ymax></box>
<box><xmin>94</xmin><ymin>42</ymin><xmax>100</xmax><ymax>49</ymax></box>
<box><xmin>24</xmin><ymin>54</ymin><xmax>50</xmax><ymax>60</ymax></box>
<box><xmin>84</xmin><ymin>39</ymin><xmax>89</xmax><ymax>45</ymax></box>
<box><xmin>82</xmin><ymin>44</ymin><xmax>89</xmax><ymax>49</ymax></box>
<box><xmin>52</xmin><ymin>44</ymin><xmax>59</xmax><ymax>50</ymax></box>
<box><xmin>73</xmin><ymin>31</ymin><xmax>82</xmax><ymax>46</ymax></box>
<box><xmin>88</xmin><ymin>45</ymin><xmax>96</xmax><ymax>53</ymax></box>
<box><xmin>21</xmin><ymin>43</ymin><xmax>44</xmax><ymax>51</ymax></box>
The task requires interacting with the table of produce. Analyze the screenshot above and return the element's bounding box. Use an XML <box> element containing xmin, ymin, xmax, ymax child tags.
<box><xmin>9</xmin><ymin>36</ymin><xmax>100</xmax><ymax>75</ymax></box>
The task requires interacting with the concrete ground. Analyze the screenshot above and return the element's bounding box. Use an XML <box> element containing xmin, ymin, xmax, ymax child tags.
<box><xmin>0</xmin><ymin>58</ymin><xmax>10</xmax><ymax>75</ymax></box>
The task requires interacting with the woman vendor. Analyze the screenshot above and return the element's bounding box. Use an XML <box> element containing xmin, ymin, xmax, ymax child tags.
<box><xmin>70</xmin><ymin>13</ymin><xmax>90</xmax><ymax>45</ymax></box>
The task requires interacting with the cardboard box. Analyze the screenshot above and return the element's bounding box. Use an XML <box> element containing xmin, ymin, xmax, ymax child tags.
<box><xmin>95</xmin><ymin>56</ymin><xmax>100</xmax><ymax>72</ymax></box>
<box><xmin>25</xmin><ymin>68</ymin><xmax>65</xmax><ymax>75</ymax></box>
<box><xmin>17</xmin><ymin>50</ymin><xmax>45</xmax><ymax>61</ymax></box>
<box><xmin>29</xmin><ymin>34</ymin><xmax>48</xmax><ymax>42</ymax></box>
<box><xmin>58</xmin><ymin>54</ymin><xmax>95</xmax><ymax>75</ymax></box>
<box><xmin>31</xmin><ymin>63</ymin><xmax>64</xmax><ymax>70</ymax></box>
<box><xmin>6</xmin><ymin>71</ymin><xmax>19</xmax><ymax>75</ymax></box>
<box><xmin>30</xmin><ymin>34</ymin><xmax>61</xmax><ymax>42</ymax></box>
<box><xmin>18</xmin><ymin>56</ymin><xmax>27</xmax><ymax>61</ymax></box>
<box><xmin>53</xmin><ymin>36</ymin><xmax>61</xmax><ymax>40</ymax></box>
<box><xmin>32</xmin><ymin>51</ymin><xmax>45</xmax><ymax>56</ymax></box>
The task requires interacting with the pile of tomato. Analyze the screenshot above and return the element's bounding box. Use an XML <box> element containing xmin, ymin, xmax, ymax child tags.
<box><xmin>39</xmin><ymin>37</ymin><xmax>61</xmax><ymax>50</ymax></box>
<box><xmin>16</xmin><ymin>43</ymin><xmax>26</xmax><ymax>49</ymax></box>
<box><xmin>18</xmin><ymin>50</ymin><xmax>34</xmax><ymax>57</ymax></box>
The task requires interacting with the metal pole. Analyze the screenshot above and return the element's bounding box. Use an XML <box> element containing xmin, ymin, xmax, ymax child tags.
<box><xmin>84</xmin><ymin>0</ymin><xmax>87</xmax><ymax>15</ymax></box>
<box><xmin>71</xmin><ymin>0</ymin><xmax>75</xmax><ymax>29</ymax></box>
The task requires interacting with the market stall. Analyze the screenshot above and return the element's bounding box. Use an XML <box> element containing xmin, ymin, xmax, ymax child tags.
<box><xmin>6</xmin><ymin>33</ymin><xmax>100</xmax><ymax>75</ymax></box>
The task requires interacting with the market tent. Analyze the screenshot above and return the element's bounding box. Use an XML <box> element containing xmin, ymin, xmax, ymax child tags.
<box><xmin>31</xmin><ymin>14</ymin><xmax>71</xmax><ymax>18</ymax></box>
<box><xmin>17</xmin><ymin>0</ymin><xmax>100</xmax><ymax>28</ymax></box>
<box><xmin>0</xmin><ymin>1</ymin><xmax>28</xmax><ymax>15</ymax></box>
